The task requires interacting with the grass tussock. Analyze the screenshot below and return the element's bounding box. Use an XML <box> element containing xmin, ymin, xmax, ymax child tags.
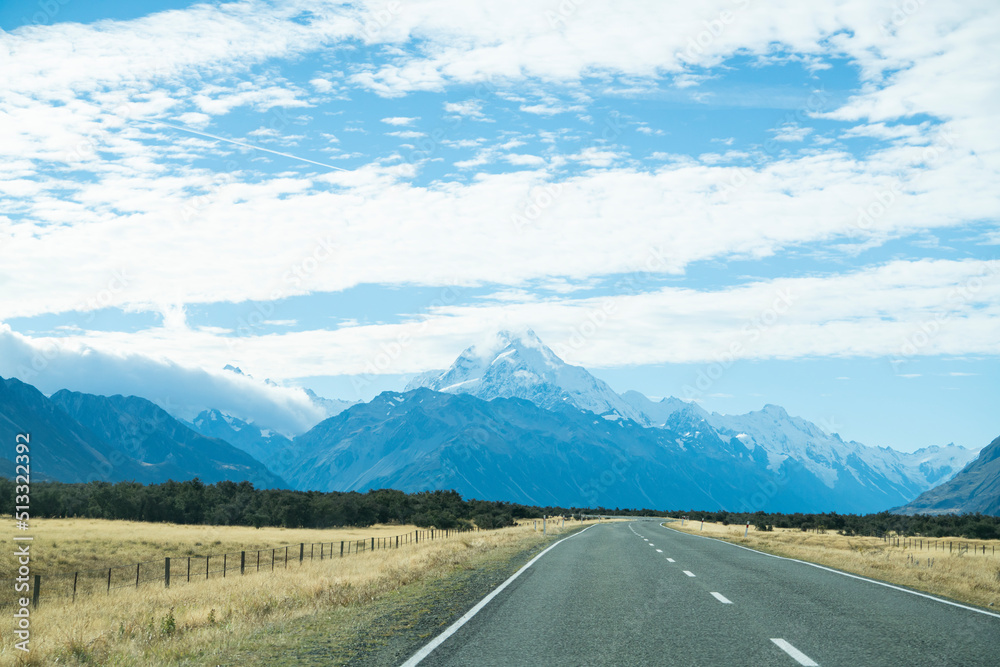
<box><xmin>0</xmin><ymin>519</ymin><xmax>584</xmax><ymax>666</ymax></box>
<box><xmin>668</xmin><ymin>520</ymin><xmax>1000</xmax><ymax>610</ymax></box>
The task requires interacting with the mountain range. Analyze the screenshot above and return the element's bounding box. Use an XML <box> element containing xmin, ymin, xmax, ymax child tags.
<box><xmin>0</xmin><ymin>376</ymin><xmax>283</xmax><ymax>487</ymax></box>
<box><xmin>2</xmin><ymin>329</ymin><xmax>990</xmax><ymax>514</ymax></box>
<box><xmin>896</xmin><ymin>435</ymin><xmax>1000</xmax><ymax>515</ymax></box>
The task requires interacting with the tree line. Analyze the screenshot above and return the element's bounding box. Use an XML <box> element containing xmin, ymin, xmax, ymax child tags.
<box><xmin>664</xmin><ymin>509</ymin><xmax>1000</xmax><ymax>539</ymax></box>
<box><xmin>4</xmin><ymin>478</ymin><xmax>996</xmax><ymax>538</ymax></box>
<box><xmin>1</xmin><ymin>479</ymin><xmax>551</xmax><ymax>530</ymax></box>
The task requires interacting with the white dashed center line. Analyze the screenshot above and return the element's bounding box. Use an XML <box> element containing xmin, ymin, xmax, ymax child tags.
<box><xmin>771</xmin><ymin>638</ymin><xmax>819</xmax><ymax>666</ymax></box>
<box><xmin>666</xmin><ymin>558</ymin><xmax>675</xmax><ymax>563</ymax></box>
<box><xmin>710</xmin><ymin>592</ymin><xmax>732</xmax><ymax>604</ymax></box>
<box><xmin>656</xmin><ymin>549</ymin><xmax>663</xmax><ymax>553</ymax></box>
<box><xmin>683</xmin><ymin>570</ymin><xmax>696</xmax><ymax>577</ymax></box>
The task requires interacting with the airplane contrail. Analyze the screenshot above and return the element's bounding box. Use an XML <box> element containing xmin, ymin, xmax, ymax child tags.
<box><xmin>135</xmin><ymin>118</ymin><xmax>352</xmax><ymax>172</ymax></box>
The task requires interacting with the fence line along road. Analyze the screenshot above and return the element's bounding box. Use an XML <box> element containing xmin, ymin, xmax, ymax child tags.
<box><xmin>1</xmin><ymin>525</ymin><xmax>497</xmax><ymax>610</ymax></box>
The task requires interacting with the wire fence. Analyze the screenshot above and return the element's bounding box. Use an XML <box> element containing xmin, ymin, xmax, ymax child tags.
<box><xmin>879</xmin><ymin>534</ymin><xmax>998</xmax><ymax>556</ymax></box>
<box><xmin>1</xmin><ymin>526</ymin><xmax>481</xmax><ymax>610</ymax></box>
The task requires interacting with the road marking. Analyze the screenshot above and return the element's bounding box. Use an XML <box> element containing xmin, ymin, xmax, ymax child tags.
<box><xmin>710</xmin><ymin>592</ymin><xmax>733</xmax><ymax>604</ymax></box>
<box><xmin>683</xmin><ymin>570</ymin><xmax>696</xmax><ymax>577</ymax></box>
<box><xmin>400</xmin><ymin>524</ymin><xmax>597</xmax><ymax>666</ymax></box>
<box><xmin>656</xmin><ymin>549</ymin><xmax>663</xmax><ymax>553</ymax></box>
<box><xmin>662</xmin><ymin>524</ymin><xmax>1000</xmax><ymax>621</ymax></box>
<box><xmin>667</xmin><ymin>558</ymin><xmax>675</xmax><ymax>562</ymax></box>
<box><xmin>771</xmin><ymin>638</ymin><xmax>818</xmax><ymax>666</ymax></box>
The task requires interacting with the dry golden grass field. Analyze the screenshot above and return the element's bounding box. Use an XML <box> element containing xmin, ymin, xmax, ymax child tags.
<box><xmin>667</xmin><ymin>519</ymin><xmax>1000</xmax><ymax>610</ymax></box>
<box><xmin>0</xmin><ymin>518</ymin><xmax>586</xmax><ymax>666</ymax></box>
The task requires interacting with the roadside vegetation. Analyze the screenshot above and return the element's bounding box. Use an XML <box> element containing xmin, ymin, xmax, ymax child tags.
<box><xmin>0</xmin><ymin>479</ymin><xmax>545</xmax><ymax>531</ymax></box>
<box><xmin>668</xmin><ymin>519</ymin><xmax>1000</xmax><ymax>610</ymax></box>
<box><xmin>0</xmin><ymin>518</ymin><xmax>584</xmax><ymax>666</ymax></box>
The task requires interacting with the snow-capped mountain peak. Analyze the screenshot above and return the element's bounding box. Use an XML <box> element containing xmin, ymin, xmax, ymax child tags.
<box><xmin>406</xmin><ymin>329</ymin><xmax>647</xmax><ymax>422</ymax></box>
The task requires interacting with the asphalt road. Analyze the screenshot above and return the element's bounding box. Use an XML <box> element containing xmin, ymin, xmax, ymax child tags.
<box><xmin>402</xmin><ymin>520</ymin><xmax>1000</xmax><ymax>666</ymax></box>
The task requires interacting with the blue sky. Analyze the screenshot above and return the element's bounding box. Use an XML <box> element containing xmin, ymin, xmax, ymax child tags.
<box><xmin>0</xmin><ymin>1</ymin><xmax>997</xmax><ymax>450</ymax></box>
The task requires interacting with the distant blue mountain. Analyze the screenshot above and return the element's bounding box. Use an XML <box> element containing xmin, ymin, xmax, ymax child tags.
<box><xmin>188</xmin><ymin>408</ymin><xmax>294</xmax><ymax>474</ymax></box>
<box><xmin>0</xmin><ymin>377</ymin><xmax>148</xmax><ymax>483</ymax></box>
<box><xmin>0</xmin><ymin>375</ymin><xmax>284</xmax><ymax>488</ymax></box>
<box><xmin>49</xmin><ymin>389</ymin><xmax>285</xmax><ymax>489</ymax></box>
<box><xmin>896</xmin><ymin>435</ymin><xmax>1000</xmax><ymax>516</ymax></box>
<box><xmin>281</xmin><ymin>387</ymin><xmax>898</xmax><ymax>512</ymax></box>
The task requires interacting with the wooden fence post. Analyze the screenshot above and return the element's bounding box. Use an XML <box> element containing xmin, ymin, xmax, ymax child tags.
<box><xmin>73</xmin><ymin>572</ymin><xmax>78</xmax><ymax>602</ymax></box>
<box><xmin>300</xmin><ymin>543</ymin><xmax>304</xmax><ymax>564</ymax></box>
<box><xmin>241</xmin><ymin>551</ymin><xmax>246</xmax><ymax>575</ymax></box>
<box><xmin>340</xmin><ymin>541</ymin><xmax>344</xmax><ymax>557</ymax></box>
<box><xmin>32</xmin><ymin>574</ymin><xmax>40</xmax><ymax>608</ymax></box>
<box><xmin>165</xmin><ymin>557</ymin><xmax>170</xmax><ymax>588</ymax></box>
<box><xmin>223</xmin><ymin>554</ymin><xmax>227</xmax><ymax>578</ymax></box>
<box><xmin>135</xmin><ymin>563</ymin><xmax>140</xmax><ymax>589</ymax></box>
<box><xmin>187</xmin><ymin>556</ymin><xmax>191</xmax><ymax>582</ymax></box>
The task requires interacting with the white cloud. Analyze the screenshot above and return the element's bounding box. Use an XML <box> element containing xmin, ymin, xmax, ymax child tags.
<box><xmin>443</xmin><ymin>100</ymin><xmax>488</xmax><ymax>120</ymax></box>
<box><xmin>771</xmin><ymin>122</ymin><xmax>813</xmax><ymax>142</ymax></box>
<box><xmin>0</xmin><ymin>324</ymin><xmax>324</xmax><ymax>434</ymax></box>
<box><xmin>381</xmin><ymin>116</ymin><xmax>418</xmax><ymax>126</ymax></box>
<box><xmin>9</xmin><ymin>259</ymin><xmax>998</xmax><ymax>382</ymax></box>
<box><xmin>309</xmin><ymin>78</ymin><xmax>334</xmax><ymax>92</ymax></box>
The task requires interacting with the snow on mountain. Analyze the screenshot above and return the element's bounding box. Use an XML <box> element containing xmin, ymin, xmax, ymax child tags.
<box><xmin>302</xmin><ymin>388</ymin><xmax>358</xmax><ymax>420</ymax></box>
<box><xmin>896</xmin><ymin>435</ymin><xmax>1000</xmax><ymax>516</ymax></box>
<box><xmin>190</xmin><ymin>408</ymin><xmax>293</xmax><ymax>473</ymax></box>
<box><xmin>219</xmin><ymin>364</ymin><xmax>356</xmax><ymax>428</ymax></box>
<box><xmin>704</xmin><ymin>405</ymin><xmax>978</xmax><ymax>497</ymax></box>
<box><xmin>620</xmin><ymin>390</ymin><xmax>708</xmax><ymax>426</ymax></box>
<box><xmin>410</xmin><ymin>330</ymin><xmax>977</xmax><ymax>506</ymax></box>
<box><xmin>405</xmin><ymin>329</ymin><xmax>648</xmax><ymax>423</ymax></box>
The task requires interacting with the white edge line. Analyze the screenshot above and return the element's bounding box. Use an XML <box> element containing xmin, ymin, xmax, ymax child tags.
<box><xmin>400</xmin><ymin>524</ymin><xmax>597</xmax><ymax>666</ymax></box>
<box><xmin>661</xmin><ymin>523</ymin><xmax>1000</xmax><ymax>621</ymax></box>
<box><xmin>711</xmin><ymin>592</ymin><xmax>733</xmax><ymax>604</ymax></box>
<box><xmin>771</xmin><ymin>638</ymin><xmax>819</xmax><ymax>666</ymax></box>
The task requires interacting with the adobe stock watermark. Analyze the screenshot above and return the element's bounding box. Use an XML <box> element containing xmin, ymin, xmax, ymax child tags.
<box><xmin>19</xmin><ymin>0</ymin><xmax>71</xmax><ymax>28</ymax></box>
<box><xmin>174</xmin><ymin>106</ymin><xmax>299</xmax><ymax>229</ymax></box>
<box><xmin>551</xmin><ymin>298</ymin><xmax>618</xmax><ymax>361</ymax></box>
<box><xmin>80</xmin><ymin>269</ymin><xmax>131</xmax><ymax>324</ymax></box>
<box><xmin>348</xmin><ymin>283</ymin><xmax>465</xmax><ymax>397</ymax></box>
<box><xmin>226</xmin><ymin>234</ymin><xmax>339</xmax><ymax>350</ymax></box>
<box><xmin>889</xmin><ymin>259</ymin><xmax>1000</xmax><ymax>374</ymax></box>
<box><xmin>359</xmin><ymin>1</ymin><xmax>400</xmax><ymax>42</ymax></box>
<box><xmin>681</xmin><ymin>287</ymin><xmax>795</xmax><ymax>402</ymax></box>
<box><xmin>511</xmin><ymin>110</ymin><xmax>625</xmax><ymax>233</ymax></box>
<box><xmin>852</xmin><ymin>129</ymin><xmax>956</xmax><ymax>236</ymax></box>
<box><xmin>715</xmin><ymin>86</ymin><xmax>831</xmax><ymax>203</ymax></box>
<box><xmin>402</xmin><ymin>77</ymin><xmax>500</xmax><ymax>167</ymax></box>
<box><xmin>677</xmin><ymin>0</ymin><xmax>756</xmax><ymax>64</ymax></box>
<box><xmin>878</xmin><ymin>0</ymin><xmax>927</xmax><ymax>35</ymax></box>
<box><xmin>579</xmin><ymin>456</ymin><xmax>631</xmax><ymax>508</ymax></box>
